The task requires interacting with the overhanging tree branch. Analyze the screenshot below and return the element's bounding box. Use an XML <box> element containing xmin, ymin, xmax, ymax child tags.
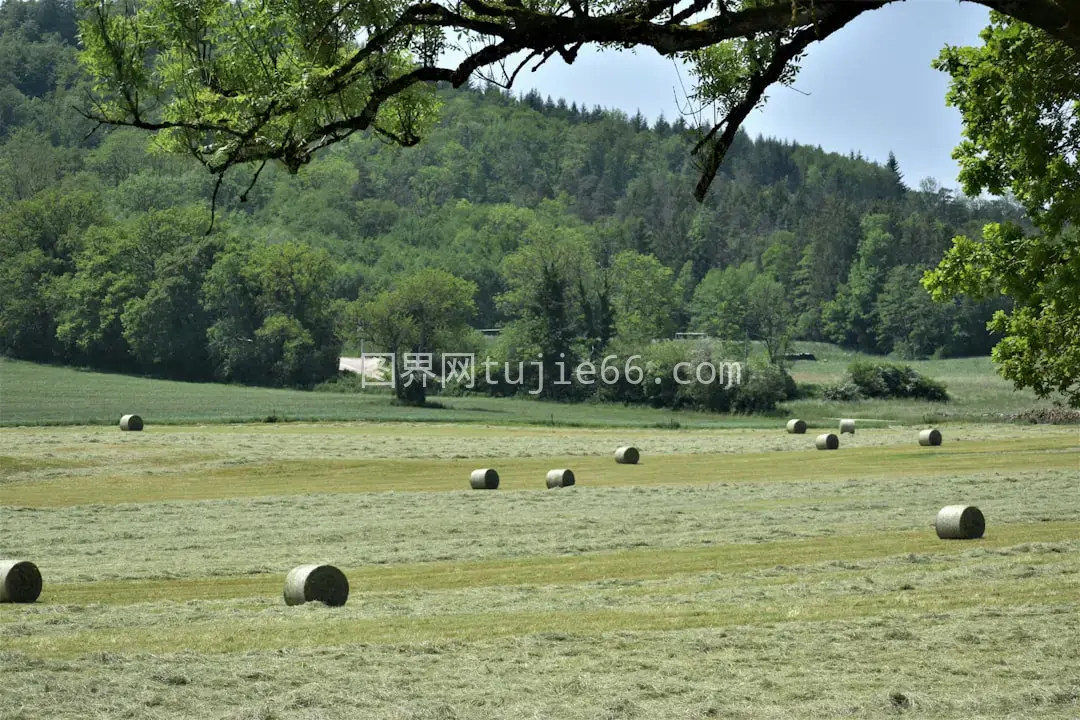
<box><xmin>982</xmin><ymin>0</ymin><xmax>1080</xmax><ymax>53</ymax></box>
<box><xmin>78</xmin><ymin>0</ymin><xmax>1080</xmax><ymax>207</ymax></box>
<box><xmin>690</xmin><ymin>3</ymin><xmax>872</xmax><ymax>200</ymax></box>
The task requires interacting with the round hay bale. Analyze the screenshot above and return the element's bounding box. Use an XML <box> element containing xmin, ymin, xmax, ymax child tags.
<box><xmin>0</xmin><ymin>559</ymin><xmax>42</xmax><ymax>603</ymax></box>
<box><xmin>786</xmin><ymin>419</ymin><xmax>807</xmax><ymax>434</ymax></box>
<box><xmin>469</xmin><ymin>468</ymin><xmax>500</xmax><ymax>490</ymax></box>
<box><xmin>815</xmin><ymin>433</ymin><xmax>839</xmax><ymax>451</ymax></box>
<box><xmin>918</xmin><ymin>428</ymin><xmax>942</xmax><ymax>446</ymax></box>
<box><xmin>119</xmin><ymin>414</ymin><xmax>143</xmax><ymax>431</ymax></box>
<box><xmin>546</xmin><ymin>469</ymin><xmax>575</xmax><ymax>488</ymax></box>
<box><xmin>935</xmin><ymin>505</ymin><xmax>985</xmax><ymax>540</ymax></box>
<box><xmin>839</xmin><ymin>418</ymin><xmax>855</xmax><ymax>434</ymax></box>
<box><xmin>283</xmin><ymin>564</ymin><xmax>349</xmax><ymax>607</ymax></box>
<box><xmin>614</xmin><ymin>446</ymin><xmax>640</xmax><ymax>464</ymax></box>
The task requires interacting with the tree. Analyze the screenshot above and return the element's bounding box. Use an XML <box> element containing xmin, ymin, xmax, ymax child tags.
<box><xmin>609</xmin><ymin>250</ymin><xmax>677</xmax><ymax>344</ymax></box>
<box><xmin>352</xmin><ymin>268</ymin><xmax>477</xmax><ymax>405</ymax></box>
<box><xmin>876</xmin><ymin>264</ymin><xmax>953</xmax><ymax>358</ymax></box>
<box><xmin>672</xmin><ymin>259</ymin><xmax>696</xmax><ymax>333</ymax></box>
<box><xmin>689</xmin><ymin>264</ymin><xmax>791</xmax><ymax>362</ymax></box>
<box><xmin>926</xmin><ymin>223</ymin><xmax>1080</xmax><ymax>404</ymax></box>
<box><xmin>925</xmin><ymin>15</ymin><xmax>1080</xmax><ymax>406</ymax></box>
<box><xmin>1</xmin><ymin>131</ymin><xmax>73</xmax><ymax>202</ymax></box>
<box><xmin>689</xmin><ymin>262</ymin><xmax>756</xmax><ymax>340</ymax></box>
<box><xmin>76</xmin><ymin>0</ymin><xmax>1080</xmax><ymax>207</ymax></box>
<box><xmin>122</xmin><ymin>232</ymin><xmax>224</xmax><ymax>380</ymax></box>
<box><xmin>823</xmin><ymin>214</ymin><xmax>896</xmax><ymax>352</ymax></box>
<box><xmin>202</xmin><ymin>240</ymin><xmax>342</xmax><ymax>388</ymax></box>
<box><xmin>789</xmin><ymin>196</ymin><xmax>862</xmax><ymax>339</ymax></box>
<box><xmin>885</xmin><ymin>151</ymin><xmax>905</xmax><ymax>193</ymax></box>
<box><xmin>497</xmin><ymin>226</ymin><xmax>592</xmax><ymax>397</ymax></box>
<box><xmin>744</xmin><ymin>273</ymin><xmax>792</xmax><ymax>365</ymax></box>
<box><xmin>0</xmin><ymin>188</ymin><xmax>102</xmax><ymax>361</ymax></box>
<box><xmin>760</xmin><ymin>230</ymin><xmax>800</xmax><ymax>289</ymax></box>
<box><xmin>51</xmin><ymin>206</ymin><xmax>212</xmax><ymax>369</ymax></box>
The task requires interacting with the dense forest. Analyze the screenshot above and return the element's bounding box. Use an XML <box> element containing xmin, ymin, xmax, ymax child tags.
<box><xmin>1</xmin><ymin>0</ymin><xmax>1022</xmax><ymax>404</ymax></box>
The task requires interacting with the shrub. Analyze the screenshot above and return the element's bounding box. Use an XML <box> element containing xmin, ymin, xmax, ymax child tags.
<box><xmin>847</xmin><ymin>361</ymin><xmax>949</xmax><ymax>401</ymax></box>
<box><xmin>732</xmin><ymin>365</ymin><xmax>796</xmax><ymax>413</ymax></box>
<box><xmin>600</xmin><ymin>340</ymin><xmax>690</xmax><ymax>408</ymax></box>
<box><xmin>313</xmin><ymin>372</ymin><xmax>367</xmax><ymax>393</ymax></box>
<box><xmin>910</xmin><ymin>375</ymin><xmax>949</xmax><ymax>402</ymax></box>
<box><xmin>599</xmin><ymin>340</ymin><xmax>793</xmax><ymax>413</ymax></box>
<box><xmin>821</xmin><ymin>382</ymin><xmax>863</xmax><ymax>401</ymax></box>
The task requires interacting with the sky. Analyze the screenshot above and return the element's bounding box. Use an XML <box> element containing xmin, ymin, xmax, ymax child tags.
<box><xmin>498</xmin><ymin>1</ymin><xmax>992</xmax><ymax>189</ymax></box>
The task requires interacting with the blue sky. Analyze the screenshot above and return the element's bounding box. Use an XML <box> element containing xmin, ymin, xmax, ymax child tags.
<box><xmin>506</xmin><ymin>1</ymin><xmax>991</xmax><ymax>189</ymax></box>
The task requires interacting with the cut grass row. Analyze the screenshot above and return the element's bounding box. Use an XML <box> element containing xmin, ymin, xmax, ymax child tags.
<box><xmin>16</xmin><ymin>520</ymin><xmax>1080</xmax><ymax>606</ymax></box>
<box><xmin>6</xmin><ymin>563</ymin><xmax>1077</xmax><ymax>658</ymax></box>
<box><xmin>5</xmin><ymin>605</ymin><xmax>1075</xmax><ymax>719</ymax></box>
<box><xmin>2</xmin><ymin>420</ymin><xmax>1051</xmax><ymax>472</ymax></box>
<box><xmin>3</xmin><ymin>434</ymin><xmax>1076</xmax><ymax>507</ymax></box>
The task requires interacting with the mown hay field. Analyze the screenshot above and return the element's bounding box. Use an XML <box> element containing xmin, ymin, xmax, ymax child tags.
<box><xmin>1</xmin><ymin>420</ymin><xmax>1078</xmax><ymax>719</ymax></box>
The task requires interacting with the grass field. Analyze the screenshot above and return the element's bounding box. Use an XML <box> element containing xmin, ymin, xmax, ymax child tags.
<box><xmin>2</xmin><ymin>414</ymin><xmax>1078</xmax><ymax>718</ymax></box>
<box><xmin>0</xmin><ymin>348</ymin><xmax>1062</xmax><ymax>428</ymax></box>
<box><xmin>0</xmin><ymin>358</ymin><xmax>765</xmax><ymax>428</ymax></box>
<box><xmin>782</xmin><ymin>345</ymin><xmax>1063</xmax><ymax>424</ymax></box>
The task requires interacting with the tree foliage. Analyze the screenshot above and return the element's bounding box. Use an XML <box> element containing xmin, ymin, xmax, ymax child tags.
<box><xmin>202</xmin><ymin>240</ymin><xmax>342</xmax><ymax>387</ymax></box>
<box><xmin>76</xmin><ymin>0</ymin><xmax>440</xmax><ymax>178</ymax></box>
<box><xmin>351</xmin><ymin>267</ymin><xmax>477</xmax><ymax>404</ymax></box>
<box><xmin>497</xmin><ymin>225</ymin><xmax>593</xmax><ymax>397</ymax></box>
<box><xmin>610</xmin><ymin>250</ymin><xmax>677</xmax><ymax>345</ymax></box>
<box><xmin>926</xmin><ymin>16</ymin><xmax>1080</xmax><ymax>405</ymax></box>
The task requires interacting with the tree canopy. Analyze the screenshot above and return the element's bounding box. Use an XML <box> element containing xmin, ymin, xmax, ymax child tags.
<box><xmin>925</xmin><ymin>14</ymin><xmax>1080</xmax><ymax>406</ymax></box>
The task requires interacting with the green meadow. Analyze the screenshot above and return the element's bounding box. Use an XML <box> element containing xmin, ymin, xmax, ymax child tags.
<box><xmin>0</xmin><ymin>347</ymin><xmax>1060</xmax><ymax>429</ymax></box>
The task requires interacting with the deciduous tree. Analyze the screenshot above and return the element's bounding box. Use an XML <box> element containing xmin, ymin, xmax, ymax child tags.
<box><xmin>925</xmin><ymin>15</ymin><xmax>1080</xmax><ymax>405</ymax></box>
<box><xmin>202</xmin><ymin>240</ymin><xmax>342</xmax><ymax>387</ymax></box>
<box><xmin>610</xmin><ymin>250</ymin><xmax>677</xmax><ymax>345</ymax></box>
<box><xmin>352</xmin><ymin>267</ymin><xmax>477</xmax><ymax>404</ymax></box>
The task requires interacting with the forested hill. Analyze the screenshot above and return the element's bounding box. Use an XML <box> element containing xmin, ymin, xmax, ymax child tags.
<box><xmin>1</xmin><ymin>0</ymin><xmax>1021</xmax><ymax>389</ymax></box>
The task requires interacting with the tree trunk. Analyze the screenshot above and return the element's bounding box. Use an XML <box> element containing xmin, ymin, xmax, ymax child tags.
<box><xmin>394</xmin><ymin>353</ymin><xmax>428</xmax><ymax>406</ymax></box>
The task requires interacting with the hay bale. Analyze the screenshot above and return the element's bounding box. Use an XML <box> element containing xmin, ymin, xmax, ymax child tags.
<box><xmin>614</xmin><ymin>446</ymin><xmax>640</xmax><ymax>464</ymax></box>
<box><xmin>546</xmin><ymin>469</ymin><xmax>575</xmax><ymax>488</ymax></box>
<box><xmin>935</xmin><ymin>505</ymin><xmax>985</xmax><ymax>540</ymax></box>
<box><xmin>119</xmin><ymin>414</ymin><xmax>143</xmax><ymax>431</ymax></box>
<box><xmin>786</xmin><ymin>419</ymin><xmax>807</xmax><ymax>434</ymax></box>
<box><xmin>0</xmin><ymin>559</ymin><xmax>42</xmax><ymax>603</ymax></box>
<box><xmin>469</xmin><ymin>468</ymin><xmax>500</xmax><ymax>489</ymax></box>
<box><xmin>839</xmin><ymin>418</ymin><xmax>855</xmax><ymax>434</ymax></box>
<box><xmin>919</xmin><ymin>428</ymin><xmax>942</xmax><ymax>446</ymax></box>
<box><xmin>815</xmin><ymin>433</ymin><xmax>839</xmax><ymax>450</ymax></box>
<box><xmin>283</xmin><ymin>564</ymin><xmax>349</xmax><ymax>606</ymax></box>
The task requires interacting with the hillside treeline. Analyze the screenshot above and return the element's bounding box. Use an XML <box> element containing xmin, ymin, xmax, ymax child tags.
<box><xmin>1</xmin><ymin>0</ymin><xmax>1018</xmax><ymax>395</ymax></box>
